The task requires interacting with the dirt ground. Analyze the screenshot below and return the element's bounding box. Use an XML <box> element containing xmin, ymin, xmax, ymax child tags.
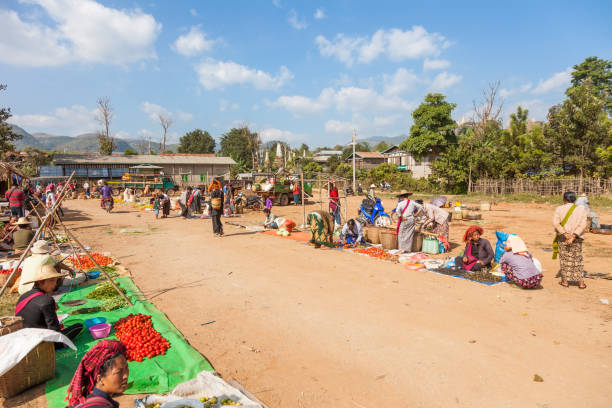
<box><xmin>4</xmin><ymin>192</ymin><xmax>612</xmax><ymax>408</ymax></box>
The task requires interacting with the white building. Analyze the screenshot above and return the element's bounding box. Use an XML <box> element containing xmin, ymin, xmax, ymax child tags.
<box><xmin>381</xmin><ymin>146</ymin><xmax>435</xmax><ymax>179</ymax></box>
<box><xmin>313</xmin><ymin>150</ymin><xmax>342</xmax><ymax>164</ymax></box>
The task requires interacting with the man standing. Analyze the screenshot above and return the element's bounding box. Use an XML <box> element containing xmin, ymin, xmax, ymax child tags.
<box><xmin>210</xmin><ymin>185</ymin><xmax>224</xmax><ymax>236</ymax></box>
<box><xmin>553</xmin><ymin>191</ymin><xmax>589</xmax><ymax>289</ymax></box>
<box><xmin>5</xmin><ymin>184</ymin><xmax>26</xmax><ymax>218</ymax></box>
<box><xmin>178</xmin><ymin>187</ymin><xmax>192</xmax><ymax>218</ymax></box>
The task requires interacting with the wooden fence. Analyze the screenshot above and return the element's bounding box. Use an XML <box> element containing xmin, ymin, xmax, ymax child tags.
<box><xmin>471</xmin><ymin>178</ymin><xmax>612</xmax><ymax>196</ymax></box>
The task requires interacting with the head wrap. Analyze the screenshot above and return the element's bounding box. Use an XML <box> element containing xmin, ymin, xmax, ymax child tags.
<box><xmin>462</xmin><ymin>225</ymin><xmax>484</xmax><ymax>242</ymax></box>
<box><xmin>66</xmin><ymin>340</ymin><xmax>127</xmax><ymax>406</ymax></box>
<box><xmin>506</xmin><ymin>235</ymin><xmax>528</xmax><ymax>254</ymax></box>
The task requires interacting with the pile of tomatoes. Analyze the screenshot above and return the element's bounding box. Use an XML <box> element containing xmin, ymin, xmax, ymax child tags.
<box><xmin>113</xmin><ymin>314</ymin><xmax>170</xmax><ymax>362</ymax></box>
<box><xmin>353</xmin><ymin>247</ymin><xmax>393</xmax><ymax>260</ymax></box>
<box><xmin>68</xmin><ymin>253</ymin><xmax>114</xmax><ymax>269</ymax></box>
<box><xmin>0</xmin><ymin>268</ymin><xmax>21</xmax><ymax>275</ymax></box>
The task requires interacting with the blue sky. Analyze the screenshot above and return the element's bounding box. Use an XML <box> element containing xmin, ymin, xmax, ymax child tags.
<box><xmin>1</xmin><ymin>0</ymin><xmax>610</xmax><ymax>148</ymax></box>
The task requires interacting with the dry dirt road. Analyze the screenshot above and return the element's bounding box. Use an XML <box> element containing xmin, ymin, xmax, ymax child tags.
<box><xmin>50</xmin><ymin>196</ymin><xmax>612</xmax><ymax>407</ymax></box>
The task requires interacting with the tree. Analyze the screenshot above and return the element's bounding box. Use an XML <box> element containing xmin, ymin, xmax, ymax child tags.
<box><xmin>21</xmin><ymin>147</ymin><xmax>52</xmax><ymax>176</ymax></box>
<box><xmin>299</xmin><ymin>143</ymin><xmax>310</xmax><ymax>155</ymax></box>
<box><xmin>571</xmin><ymin>56</ymin><xmax>612</xmax><ymax>112</ymax></box>
<box><xmin>342</xmin><ymin>142</ymin><xmax>369</xmax><ymax>161</ymax></box>
<box><xmin>374</xmin><ymin>141</ymin><xmax>389</xmax><ymax>152</ymax></box>
<box><xmin>219</xmin><ymin>127</ymin><xmax>252</xmax><ymax>167</ymax></box>
<box><xmin>123</xmin><ymin>148</ymin><xmax>137</xmax><ymax>156</ymax></box>
<box><xmin>399</xmin><ymin>93</ymin><xmax>457</xmax><ymax>157</ymax></box>
<box><xmin>326</xmin><ymin>155</ymin><xmax>342</xmax><ymax>172</ymax></box>
<box><xmin>0</xmin><ymin>85</ymin><xmax>21</xmax><ymax>154</ymax></box>
<box><xmin>158</xmin><ymin>113</ymin><xmax>173</xmax><ymax>153</ymax></box>
<box><xmin>177</xmin><ymin>129</ymin><xmax>216</xmax><ymax>154</ymax></box>
<box><xmin>96</xmin><ymin>97</ymin><xmax>115</xmax><ymax>155</ymax></box>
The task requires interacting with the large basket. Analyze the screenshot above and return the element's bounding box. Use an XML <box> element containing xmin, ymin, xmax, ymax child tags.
<box><xmin>0</xmin><ymin>341</ymin><xmax>55</xmax><ymax>398</ymax></box>
<box><xmin>412</xmin><ymin>232</ymin><xmax>423</xmax><ymax>252</ymax></box>
<box><xmin>380</xmin><ymin>230</ymin><xmax>398</xmax><ymax>250</ymax></box>
<box><xmin>0</xmin><ymin>316</ymin><xmax>23</xmax><ymax>337</ymax></box>
<box><xmin>0</xmin><ymin>270</ymin><xmax>20</xmax><ymax>290</ymax></box>
<box><xmin>366</xmin><ymin>227</ymin><xmax>381</xmax><ymax>244</ymax></box>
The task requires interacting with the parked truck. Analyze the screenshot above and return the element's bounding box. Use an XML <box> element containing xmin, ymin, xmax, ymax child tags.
<box><xmin>253</xmin><ymin>176</ymin><xmax>312</xmax><ymax>206</ymax></box>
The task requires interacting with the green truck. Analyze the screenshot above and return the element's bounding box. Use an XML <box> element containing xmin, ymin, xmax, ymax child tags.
<box><xmin>254</xmin><ymin>177</ymin><xmax>312</xmax><ymax>206</ymax></box>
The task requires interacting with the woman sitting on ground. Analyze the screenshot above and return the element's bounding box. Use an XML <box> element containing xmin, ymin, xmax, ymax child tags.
<box><xmin>500</xmin><ymin>235</ymin><xmax>542</xmax><ymax>289</ymax></box>
<box><xmin>67</xmin><ymin>340</ymin><xmax>129</xmax><ymax>408</ymax></box>
<box><xmin>15</xmin><ymin>265</ymin><xmax>83</xmax><ymax>345</ymax></box>
<box><xmin>455</xmin><ymin>226</ymin><xmax>494</xmax><ymax>271</ymax></box>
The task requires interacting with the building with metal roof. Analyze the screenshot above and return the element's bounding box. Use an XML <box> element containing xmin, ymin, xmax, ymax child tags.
<box><xmin>46</xmin><ymin>154</ymin><xmax>236</xmax><ymax>184</ymax></box>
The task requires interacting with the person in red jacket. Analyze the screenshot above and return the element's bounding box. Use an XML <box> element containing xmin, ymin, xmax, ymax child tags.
<box><xmin>293</xmin><ymin>182</ymin><xmax>301</xmax><ymax>205</ymax></box>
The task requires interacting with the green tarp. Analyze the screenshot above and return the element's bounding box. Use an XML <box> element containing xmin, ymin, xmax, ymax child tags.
<box><xmin>46</xmin><ymin>277</ymin><xmax>213</xmax><ymax>408</ymax></box>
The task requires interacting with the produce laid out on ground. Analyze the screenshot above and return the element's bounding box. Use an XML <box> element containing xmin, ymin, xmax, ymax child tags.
<box><xmin>66</xmin><ymin>252</ymin><xmax>114</xmax><ymax>269</ymax></box>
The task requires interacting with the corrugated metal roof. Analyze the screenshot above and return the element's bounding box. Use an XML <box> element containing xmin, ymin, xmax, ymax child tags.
<box><xmin>314</xmin><ymin>150</ymin><xmax>342</xmax><ymax>156</ymax></box>
<box><xmin>54</xmin><ymin>154</ymin><xmax>236</xmax><ymax>165</ymax></box>
<box><xmin>348</xmin><ymin>152</ymin><xmax>385</xmax><ymax>159</ymax></box>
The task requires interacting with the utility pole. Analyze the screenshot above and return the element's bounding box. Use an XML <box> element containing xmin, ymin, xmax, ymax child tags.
<box><xmin>352</xmin><ymin>129</ymin><xmax>356</xmax><ymax>192</ymax></box>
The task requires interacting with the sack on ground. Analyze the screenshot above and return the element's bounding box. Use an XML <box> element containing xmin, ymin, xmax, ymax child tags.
<box><xmin>494</xmin><ymin>231</ymin><xmax>515</xmax><ymax>262</ymax></box>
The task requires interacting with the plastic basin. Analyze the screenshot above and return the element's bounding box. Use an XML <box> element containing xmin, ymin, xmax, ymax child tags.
<box><xmin>86</xmin><ymin>270</ymin><xmax>101</xmax><ymax>279</ymax></box>
<box><xmin>85</xmin><ymin>316</ymin><xmax>107</xmax><ymax>328</ymax></box>
<box><xmin>89</xmin><ymin>323</ymin><xmax>111</xmax><ymax>339</ymax></box>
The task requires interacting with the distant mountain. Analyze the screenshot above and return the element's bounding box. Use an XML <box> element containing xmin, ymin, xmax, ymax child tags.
<box><xmin>9</xmin><ymin>124</ymin><xmax>176</xmax><ymax>153</ymax></box>
<box><xmin>358</xmin><ymin>135</ymin><xmax>408</xmax><ymax>146</ymax></box>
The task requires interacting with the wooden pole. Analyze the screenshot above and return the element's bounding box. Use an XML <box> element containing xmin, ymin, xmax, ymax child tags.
<box><xmin>301</xmin><ymin>172</ymin><xmax>306</xmax><ymax>227</ymax></box>
<box><xmin>0</xmin><ymin>171</ymin><xmax>75</xmax><ymax>297</ymax></box>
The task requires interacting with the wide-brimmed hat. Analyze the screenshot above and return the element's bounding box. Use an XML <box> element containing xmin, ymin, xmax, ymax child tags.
<box><xmin>16</xmin><ymin>217</ymin><xmax>31</xmax><ymax>225</ymax></box>
<box><xmin>21</xmin><ymin>264</ymin><xmax>66</xmax><ymax>285</ymax></box>
<box><xmin>370</xmin><ymin>184</ymin><xmax>376</xmax><ymax>188</ymax></box>
<box><xmin>31</xmin><ymin>240</ymin><xmax>50</xmax><ymax>254</ymax></box>
<box><xmin>395</xmin><ymin>190</ymin><xmax>413</xmax><ymax>197</ymax></box>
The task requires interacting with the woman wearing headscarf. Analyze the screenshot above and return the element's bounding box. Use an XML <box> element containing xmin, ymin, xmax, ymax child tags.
<box><xmin>307</xmin><ymin>210</ymin><xmax>335</xmax><ymax>248</ymax></box>
<box><xmin>395</xmin><ymin>190</ymin><xmax>422</xmax><ymax>252</ymax></box>
<box><xmin>553</xmin><ymin>191</ymin><xmax>588</xmax><ymax>289</ymax></box>
<box><xmin>455</xmin><ymin>226</ymin><xmax>494</xmax><ymax>271</ymax></box>
<box><xmin>500</xmin><ymin>235</ymin><xmax>542</xmax><ymax>289</ymax></box>
<box><xmin>66</xmin><ymin>340</ymin><xmax>129</xmax><ymax>408</ymax></box>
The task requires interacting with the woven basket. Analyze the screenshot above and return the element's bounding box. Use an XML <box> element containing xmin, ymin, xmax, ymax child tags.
<box><xmin>380</xmin><ymin>230</ymin><xmax>398</xmax><ymax>250</ymax></box>
<box><xmin>0</xmin><ymin>270</ymin><xmax>20</xmax><ymax>289</ymax></box>
<box><xmin>0</xmin><ymin>316</ymin><xmax>23</xmax><ymax>337</ymax></box>
<box><xmin>0</xmin><ymin>341</ymin><xmax>55</xmax><ymax>398</ymax></box>
<box><xmin>412</xmin><ymin>232</ymin><xmax>423</xmax><ymax>252</ymax></box>
<box><xmin>366</xmin><ymin>227</ymin><xmax>381</xmax><ymax>244</ymax></box>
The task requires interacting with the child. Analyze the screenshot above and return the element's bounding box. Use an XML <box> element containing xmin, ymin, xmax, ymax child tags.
<box><xmin>153</xmin><ymin>194</ymin><xmax>160</xmax><ymax>219</ymax></box>
<box><xmin>266</xmin><ymin>196</ymin><xmax>273</xmax><ymax>211</ymax></box>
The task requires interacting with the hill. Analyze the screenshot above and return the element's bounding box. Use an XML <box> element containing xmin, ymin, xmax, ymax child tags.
<box><xmin>357</xmin><ymin>134</ymin><xmax>408</xmax><ymax>147</ymax></box>
<box><xmin>9</xmin><ymin>124</ymin><xmax>176</xmax><ymax>153</ymax></box>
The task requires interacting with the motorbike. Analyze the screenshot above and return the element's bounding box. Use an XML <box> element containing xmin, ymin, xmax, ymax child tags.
<box><xmin>345</xmin><ymin>186</ymin><xmax>354</xmax><ymax>196</ymax></box>
<box><xmin>357</xmin><ymin>197</ymin><xmax>391</xmax><ymax>227</ymax></box>
<box><xmin>102</xmin><ymin>197</ymin><xmax>114</xmax><ymax>213</ymax></box>
<box><xmin>234</xmin><ymin>192</ymin><xmax>263</xmax><ymax>211</ymax></box>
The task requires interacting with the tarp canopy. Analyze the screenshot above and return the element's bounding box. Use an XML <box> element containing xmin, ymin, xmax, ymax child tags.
<box><xmin>46</xmin><ymin>277</ymin><xmax>213</xmax><ymax>408</ymax></box>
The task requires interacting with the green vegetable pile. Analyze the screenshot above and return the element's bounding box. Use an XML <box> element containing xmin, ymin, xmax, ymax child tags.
<box><xmin>101</xmin><ymin>296</ymin><xmax>128</xmax><ymax>311</ymax></box>
<box><xmin>87</xmin><ymin>265</ymin><xmax>119</xmax><ymax>279</ymax></box>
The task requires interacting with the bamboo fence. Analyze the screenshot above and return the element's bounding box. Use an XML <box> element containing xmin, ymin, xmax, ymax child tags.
<box><xmin>471</xmin><ymin>178</ymin><xmax>612</xmax><ymax>196</ymax></box>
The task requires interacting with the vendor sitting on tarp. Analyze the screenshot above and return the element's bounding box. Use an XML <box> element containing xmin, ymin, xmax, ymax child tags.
<box><xmin>341</xmin><ymin>219</ymin><xmax>364</xmax><ymax>247</ymax></box>
<box><xmin>67</xmin><ymin>340</ymin><xmax>129</xmax><ymax>408</ymax></box>
<box><xmin>16</xmin><ymin>265</ymin><xmax>83</xmax><ymax>345</ymax></box>
<box><xmin>13</xmin><ymin>217</ymin><xmax>34</xmax><ymax>253</ymax></box>
<box><xmin>263</xmin><ymin>208</ymin><xmax>278</xmax><ymax>229</ymax></box>
<box><xmin>500</xmin><ymin>235</ymin><xmax>542</xmax><ymax>289</ymax></box>
<box><xmin>18</xmin><ymin>240</ymin><xmax>72</xmax><ymax>295</ymax></box>
<box><xmin>455</xmin><ymin>226</ymin><xmax>494</xmax><ymax>271</ymax></box>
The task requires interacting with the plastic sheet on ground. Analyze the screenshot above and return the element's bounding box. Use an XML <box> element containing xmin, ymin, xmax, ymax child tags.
<box><xmin>0</xmin><ymin>328</ymin><xmax>76</xmax><ymax>376</ymax></box>
<box><xmin>134</xmin><ymin>371</ymin><xmax>264</xmax><ymax>408</ymax></box>
<box><xmin>45</xmin><ymin>277</ymin><xmax>213</xmax><ymax>408</ymax></box>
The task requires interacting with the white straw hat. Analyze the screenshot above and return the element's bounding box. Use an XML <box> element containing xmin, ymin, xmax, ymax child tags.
<box><xmin>31</xmin><ymin>240</ymin><xmax>50</xmax><ymax>254</ymax></box>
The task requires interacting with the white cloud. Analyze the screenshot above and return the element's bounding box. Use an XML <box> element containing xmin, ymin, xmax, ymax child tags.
<box><xmin>270</xmin><ymin>85</ymin><xmax>415</xmax><ymax>117</ymax></box>
<box><xmin>176</xmin><ymin>110</ymin><xmax>194</xmax><ymax>121</ymax></box>
<box><xmin>219</xmin><ymin>100</ymin><xmax>229</xmax><ymax>112</ymax></box>
<box><xmin>141</xmin><ymin>102</ymin><xmax>171</xmax><ymax>121</ymax></box>
<box><xmin>115</xmin><ymin>130</ymin><xmax>129</xmax><ymax>139</ymax></box>
<box><xmin>0</xmin><ymin>0</ymin><xmax>161</xmax><ymax>67</ymax></box>
<box><xmin>374</xmin><ymin>115</ymin><xmax>401</xmax><ymax>126</ymax></box>
<box><xmin>500</xmin><ymin>83</ymin><xmax>533</xmax><ymax>98</ymax></box>
<box><xmin>316</xmin><ymin>26</ymin><xmax>450</xmax><ymax>67</ymax></box>
<box><xmin>423</xmin><ymin>58</ymin><xmax>450</xmax><ymax>71</ymax></box>
<box><xmin>532</xmin><ymin>68</ymin><xmax>571</xmax><ymax>94</ymax></box>
<box><xmin>137</xmin><ymin>129</ymin><xmax>155</xmax><ymax>138</ymax></box>
<box><xmin>195</xmin><ymin>58</ymin><xmax>293</xmax><ymax>90</ymax></box>
<box><xmin>260</xmin><ymin>128</ymin><xmax>305</xmax><ymax>143</ymax></box>
<box><xmin>508</xmin><ymin>99</ymin><xmax>549</xmax><ymax>121</ymax></box>
<box><xmin>314</xmin><ymin>8</ymin><xmax>326</xmax><ymax>19</ymax></box>
<box><xmin>324</xmin><ymin>120</ymin><xmax>355</xmax><ymax>134</ymax></box>
<box><xmin>429</xmin><ymin>72</ymin><xmax>462</xmax><ymax>92</ymax></box>
<box><xmin>12</xmin><ymin>105</ymin><xmax>98</xmax><ymax>135</ymax></box>
<box><xmin>288</xmin><ymin>9</ymin><xmax>307</xmax><ymax>30</ymax></box>
<box><xmin>272</xmin><ymin>0</ymin><xmax>282</xmax><ymax>8</ymax></box>
<box><xmin>383</xmin><ymin>68</ymin><xmax>419</xmax><ymax>95</ymax></box>
<box><xmin>189</xmin><ymin>8</ymin><xmax>198</xmax><ymax>16</ymax></box>
<box><xmin>172</xmin><ymin>26</ymin><xmax>215</xmax><ymax>56</ymax></box>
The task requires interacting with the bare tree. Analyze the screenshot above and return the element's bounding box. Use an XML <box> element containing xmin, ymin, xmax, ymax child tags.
<box><xmin>467</xmin><ymin>81</ymin><xmax>504</xmax><ymax>192</ymax></box>
<box><xmin>96</xmin><ymin>97</ymin><xmax>115</xmax><ymax>155</ymax></box>
<box><xmin>158</xmin><ymin>114</ymin><xmax>174</xmax><ymax>153</ymax></box>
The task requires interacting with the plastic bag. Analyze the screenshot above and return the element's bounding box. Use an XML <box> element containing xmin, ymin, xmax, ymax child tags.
<box><xmin>494</xmin><ymin>231</ymin><xmax>515</xmax><ymax>262</ymax></box>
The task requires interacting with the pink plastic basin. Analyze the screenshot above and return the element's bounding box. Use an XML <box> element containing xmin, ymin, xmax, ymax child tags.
<box><xmin>89</xmin><ymin>323</ymin><xmax>111</xmax><ymax>339</ymax></box>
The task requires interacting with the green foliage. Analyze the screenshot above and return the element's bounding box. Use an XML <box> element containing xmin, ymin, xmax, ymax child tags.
<box><xmin>571</xmin><ymin>56</ymin><xmax>612</xmax><ymax>112</ymax></box>
<box><xmin>596</xmin><ymin>145</ymin><xmax>612</xmax><ymax>177</ymax></box>
<box><xmin>361</xmin><ymin>163</ymin><xmax>436</xmax><ymax>193</ymax></box>
<box><xmin>0</xmin><ymin>85</ymin><xmax>21</xmax><ymax>154</ymax></box>
<box><xmin>123</xmin><ymin>148</ymin><xmax>137</xmax><ymax>156</ymax></box>
<box><xmin>431</xmin><ymin>143</ymin><xmax>471</xmax><ymax>193</ymax></box>
<box><xmin>20</xmin><ymin>147</ymin><xmax>53</xmax><ymax>176</ymax></box>
<box><xmin>302</xmin><ymin>160</ymin><xmax>322</xmax><ymax>178</ymax></box>
<box><xmin>97</xmin><ymin>133</ymin><xmax>115</xmax><ymax>155</ymax></box>
<box><xmin>219</xmin><ymin>127</ymin><xmax>252</xmax><ymax>167</ymax></box>
<box><xmin>178</xmin><ymin>129</ymin><xmax>216</xmax><ymax>154</ymax></box>
<box><xmin>374</xmin><ymin>141</ymin><xmax>389</xmax><ymax>152</ymax></box>
<box><xmin>399</xmin><ymin>93</ymin><xmax>457</xmax><ymax>157</ymax></box>
<box><xmin>326</xmin><ymin>155</ymin><xmax>342</xmax><ymax>172</ymax></box>
<box><xmin>334</xmin><ymin>163</ymin><xmax>353</xmax><ymax>179</ymax></box>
